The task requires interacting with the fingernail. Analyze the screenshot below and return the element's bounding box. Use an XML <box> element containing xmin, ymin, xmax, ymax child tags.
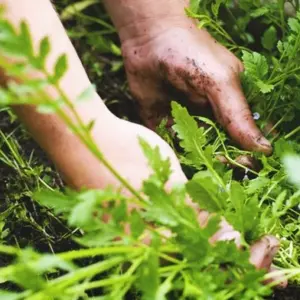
<box><xmin>256</xmin><ymin>136</ymin><xmax>272</xmax><ymax>154</ymax></box>
<box><xmin>270</xmin><ymin>245</ymin><xmax>279</xmax><ymax>258</ymax></box>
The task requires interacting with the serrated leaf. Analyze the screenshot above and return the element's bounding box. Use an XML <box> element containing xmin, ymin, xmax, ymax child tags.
<box><xmin>186</xmin><ymin>171</ymin><xmax>226</xmax><ymax>212</ymax></box>
<box><xmin>256</xmin><ymin>80</ymin><xmax>274</xmax><ymax>94</ymax></box>
<box><xmin>33</xmin><ymin>189</ymin><xmax>75</xmax><ymax>214</ymax></box>
<box><xmin>69</xmin><ymin>189</ymin><xmax>119</xmax><ymax>228</ymax></box>
<box><xmin>246</xmin><ymin>176</ymin><xmax>270</xmax><ymax>195</ymax></box>
<box><xmin>171</xmin><ymin>102</ymin><xmax>207</xmax><ymax>168</ymax></box>
<box><xmin>242</xmin><ymin>51</ymin><xmax>269</xmax><ymax>80</ymax></box>
<box><xmin>74</xmin><ymin>228</ymin><xmax>122</xmax><ymax>247</ymax></box>
<box><xmin>288</xmin><ymin>17</ymin><xmax>300</xmax><ymax>33</ymax></box>
<box><xmin>68</xmin><ymin>192</ymin><xmax>98</xmax><ymax>228</ymax></box>
<box><xmin>143</xmin><ymin>181</ymin><xmax>179</xmax><ymax>227</ymax></box>
<box><xmin>139</xmin><ymin>138</ymin><xmax>171</xmax><ymax>184</ymax></box>
<box><xmin>227</xmin><ymin>182</ymin><xmax>259</xmax><ymax>236</ymax></box>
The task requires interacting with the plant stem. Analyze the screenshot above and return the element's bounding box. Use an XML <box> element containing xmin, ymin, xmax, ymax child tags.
<box><xmin>285</xmin><ymin>126</ymin><xmax>300</xmax><ymax>139</ymax></box>
<box><xmin>59</xmin><ymin>246</ymin><xmax>143</xmax><ymax>260</ymax></box>
<box><xmin>67</xmin><ymin>274</ymin><xmax>135</xmax><ymax>294</ymax></box>
<box><xmin>29</xmin><ymin>255</ymin><xmax>131</xmax><ymax>299</ymax></box>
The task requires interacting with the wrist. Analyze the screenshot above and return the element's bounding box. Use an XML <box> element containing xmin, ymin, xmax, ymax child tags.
<box><xmin>119</xmin><ymin>16</ymin><xmax>195</xmax><ymax>45</ymax></box>
<box><xmin>103</xmin><ymin>0</ymin><xmax>195</xmax><ymax>43</ymax></box>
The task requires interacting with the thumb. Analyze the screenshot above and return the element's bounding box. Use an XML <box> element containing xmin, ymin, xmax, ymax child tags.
<box><xmin>250</xmin><ymin>235</ymin><xmax>279</xmax><ymax>270</ymax></box>
<box><xmin>208</xmin><ymin>80</ymin><xmax>272</xmax><ymax>155</ymax></box>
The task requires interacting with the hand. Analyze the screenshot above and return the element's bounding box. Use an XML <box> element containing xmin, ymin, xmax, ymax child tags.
<box><xmin>53</xmin><ymin>112</ymin><xmax>283</xmax><ymax>285</ymax></box>
<box><xmin>61</xmin><ymin>114</ymin><xmax>187</xmax><ymax>193</ymax></box>
<box><xmin>197</xmin><ymin>210</ymin><xmax>286</xmax><ymax>287</ymax></box>
<box><xmin>121</xmin><ymin>25</ymin><xmax>272</xmax><ymax>155</ymax></box>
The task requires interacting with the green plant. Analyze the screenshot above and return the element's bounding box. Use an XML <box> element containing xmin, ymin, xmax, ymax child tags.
<box><xmin>0</xmin><ymin>1</ymin><xmax>300</xmax><ymax>300</ymax></box>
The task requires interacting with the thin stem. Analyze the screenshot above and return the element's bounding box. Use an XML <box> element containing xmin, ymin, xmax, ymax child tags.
<box><xmin>29</xmin><ymin>255</ymin><xmax>131</xmax><ymax>299</ymax></box>
<box><xmin>67</xmin><ymin>274</ymin><xmax>135</xmax><ymax>294</ymax></box>
<box><xmin>59</xmin><ymin>246</ymin><xmax>143</xmax><ymax>260</ymax></box>
<box><xmin>285</xmin><ymin>126</ymin><xmax>300</xmax><ymax>139</ymax></box>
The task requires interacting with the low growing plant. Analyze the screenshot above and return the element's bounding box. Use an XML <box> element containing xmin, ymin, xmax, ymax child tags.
<box><xmin>0</xmin><ymin>1</ymin><xmax>299</xmax><ymax>300</ymax></box>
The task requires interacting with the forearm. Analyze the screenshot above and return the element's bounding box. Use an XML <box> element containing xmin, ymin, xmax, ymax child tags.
<box><xmin>103</xmin><ymin>0</ymin><xmax>193</xmax><ymax>42</ymax></box>
<box><xmin>1</xmin><ymin>0</ymin><xmax>115</xmax><ymax>187</ymax></box>
<box><xmin>3</xmin><ymin>0</ymin><xmax>111</xmax><ymax>119</ymax></box>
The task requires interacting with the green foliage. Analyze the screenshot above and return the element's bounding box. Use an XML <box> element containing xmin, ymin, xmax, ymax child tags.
<box><xmin>0</xmin><ymin>1</ymin><xmax>300</xmax><ymax>300</ymax></box>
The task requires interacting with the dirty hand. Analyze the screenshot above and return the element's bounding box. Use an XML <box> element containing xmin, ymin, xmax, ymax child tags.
<box><xmin>122</xmin><ymin>26</ymin><xmax>272</xmax><ymax>155</ymax></box>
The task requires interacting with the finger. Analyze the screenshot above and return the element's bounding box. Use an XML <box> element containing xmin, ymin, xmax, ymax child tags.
<box><xmin>265</xmin><ymin>265</ymin><xmax>288</xmax><ymax>289</ymax></box>
<box><xmin>208</xmin><ymin>80</ymin><xmax>272</xmax><ymax>155</ymax></box>
<box><xmin>209</xmin><ymin>219</ymin><xmax>241</xmax><ymax>247</ymax></box>
<box><xmin>250</xmin><ymin>235</ymin><xmax>279</xmax><ymax>270</ymax></box>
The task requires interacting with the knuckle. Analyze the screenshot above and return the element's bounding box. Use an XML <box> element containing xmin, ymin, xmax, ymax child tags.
<box><xmin>215</xmin><ymin>68</ymin><xmax>237</xmax><ymax>84</ymax></box>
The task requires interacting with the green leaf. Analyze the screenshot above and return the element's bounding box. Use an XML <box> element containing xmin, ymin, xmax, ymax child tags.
<box><xmin>68</xmin><ymin>189</ymin><xmax>119</xmax><ymax>228</ymax></box>
<box><xmin>228</xmin><ymin>181</ymin><xmax>246</xmax><ymax>232</ymax></box>
<box><xmin>38</xmin><ymin>36</ymin><xmax>50</xmax><ymax>69</ymax></box>
<box><xmin>33</xmin><ymin>255</ymin><xmax>76</xmax><ymax>273</ymax></box>
<box><xmin>19</xmin><ymin>21</ymin><xmax>33</xmax><ymax>57</ymax></box>
<box><xmin>61</xmin><ymin>0</ymin><xmax>99</xmax><ymax>20</ymax></box>
<box><xmin>262</xmin><ymin>26</ymin><xmax>277</xmax><ymax>51</ymax></box>
<box><xmin>37</xmin><ymin>103</ymin><xmax>59</xmax><ymax>114</ymax></box>
<box><xmin>250</xmin><ymin>7</ymin><xmax>269</xmax><ymax>18</ymax></box>
<box><xmin>0</xmin><ymin>291</ymin><xmax>24</xmax><ymax>300</ymax></box>
<box><xmin>130</xmin><ymin>210</ymin><xmax>145</xmax><ymax>239</ymax></box>
<box><xmin>74</xmin><ymin>227</ymin><xmax>122</xmax><ymax>247</ymax></box>
<box><xmin>283</xmin><ymin>154</ymin><xmax>300</xmax><ymax>187</ymax></box>
<box><xmin>137</xmin><ymin>249</ymin><xmax>159</xmax><ymax>300</ymax></box>
<box><xmin>52</xmin><ymin>54</ymin><xmax>68</xmax><ymax>83</ymax></box>
<box><xmin>87</xmin><ymin>35</ymin><xmax>121</xmax><ymax>56</ymax></box>
<box><xmin>256</xmin><ymin>80</ymin><xmax>274</xmax><ymax>94</ymax></box>
<box><xmin>68</xmin><ymin>192</ymin><xmax>98</xmax><ymax>228</ymax></box>
<box><xmin>33</xmin><ymin>189</ymin><xmax>76</xmax><ymax>214</ymax></box>
<box><xmin>77</xmin><ymin>84</ymin><xmax>96</xmax><ymax>102</ymax></box>
<box><xmin>186</xmin><ymin>171</ymin><xmax>226</xmax><ymax>212</ymax></box>
<box><xmin>143</xmin><ymin>181</ymin><xmax>179</xmax><ymax>227</ymax></box>
<box><xmin>246</xmin><ymin>176</ymin><xmax>270</xmax><ymax>195</ymax></box>
<box><xmin>242</xmin><ymin>51</ymin><xmax>269</xmax><ymax>80</ymax></box>
<box><xmin>227</xmin><ymin>182</ymin><xmax>259</xmax><ymax>236</ymax></box>
<box><xmin>189</xmin><ymin>0</ymin><xmax>201</xmax><ymax>13</ymax></box>
<box><xmin>139</xmin><ymin>138</ymin><xmax>171</xmax><ymax>184</ymax></box>
<box><xmin>288</xmin><ymin>17</ymin><xmax>300</xmax><ymax>33</ymax></box>
<box><xmin>171</xmin><ymin>102</ymin><xmax>207</xmax><ymax>168</ymax></box>
<box><xmin>272</xmin><ymin>190</ymin><xmax>287</xmax><ymax>216</ymax></box>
